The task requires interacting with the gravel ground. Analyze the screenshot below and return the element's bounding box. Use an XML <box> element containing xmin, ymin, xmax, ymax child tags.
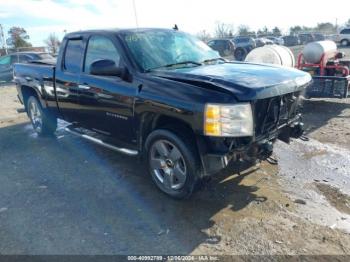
<box><xmin>0</xmin><ymin>84</ymin><xmax>350</xmax><ymax>255</ymax></box>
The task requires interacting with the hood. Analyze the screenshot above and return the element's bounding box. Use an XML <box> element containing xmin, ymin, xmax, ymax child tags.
<box><xmin>150</xmin><ymin>62</ymin><xmax>312</xmax><ymax>101</ymax></box>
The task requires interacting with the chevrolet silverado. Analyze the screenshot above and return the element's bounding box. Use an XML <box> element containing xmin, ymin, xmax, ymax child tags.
<box><xmin>14</xmin><ymin>28</ymin><xmax>311</xmax><ymax>198</ymax></box>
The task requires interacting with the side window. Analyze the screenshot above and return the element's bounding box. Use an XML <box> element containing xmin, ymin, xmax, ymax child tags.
<box><xmin>0</xmin><ymin>55</ymin><xmax>11</xmax><ymax>66</ymax></box>
<box><xmin>64</xmin><ymin>39</ymin><xmax>84</xmax><ymax>73</ymax></box>
<box><xmin>207</xmin><ymin>41</ymin><xmax>215</xmax><ymax>47</ymax></box>
<box><xmin>10</xmin><ymin>55</ymin><xmax>18</xmax><ymax>64</ymax></box>
<box><xmin>18</xmin><ymin>55</ymin><xmax>31</xmax><ymax>63</ymax></box>
<box><xmin>84</xmin><ymin>36</ymin><xmax>120</xmax><ymax>73</ymax></box>
<box><xmin>340</xmin><ymin>29</ymin><xmax>350</xmax><ymax>34</ymax></box>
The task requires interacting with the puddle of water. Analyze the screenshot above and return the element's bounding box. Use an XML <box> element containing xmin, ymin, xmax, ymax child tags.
<box><xmin>275</xmin><ymin>139</ymin><xmax>350</xmax><ymax>233</ymax></box>
<box><xmin>302</xmin><ymin>149</ymin><xmax>327</xmax><ymax>159</ymax></box>
<box><xmin>315</xmin><ymin>183</ymin><xmax>350</xmax><ymax>215</ymax></box>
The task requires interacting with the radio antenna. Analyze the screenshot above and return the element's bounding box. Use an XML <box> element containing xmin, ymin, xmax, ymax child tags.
<box><xmin>132</xmin><ymin>0</ymin><xmax>139</xmax><ymax>28</ymax></box>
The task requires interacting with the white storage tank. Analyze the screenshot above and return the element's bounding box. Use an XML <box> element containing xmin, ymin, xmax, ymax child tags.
<box><xmin>302</xmin><ymin>40</ymin><xmax>337</xmax><ymax>64</ymax></box>
<box><xmin>244</xmin><ymin>45</ymin><xmax>295</xmax><ymax>67</ymax></box>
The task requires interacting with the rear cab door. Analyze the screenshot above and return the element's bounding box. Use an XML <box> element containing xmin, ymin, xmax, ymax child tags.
<box><xmin>55</xmin><ymin>35</ymin><xmax>84</xmax><ymax>123</ymax></box>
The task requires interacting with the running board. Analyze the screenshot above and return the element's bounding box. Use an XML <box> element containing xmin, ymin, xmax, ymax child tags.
<box><xmin>64</xmin><ymin>127</ymin><xmax>138</xmax><ymax>156</ymax></box>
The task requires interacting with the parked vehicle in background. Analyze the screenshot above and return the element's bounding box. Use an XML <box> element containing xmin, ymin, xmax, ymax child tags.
<box><xmin>0</xmin><ymin>52</ymin><xmax>55</xmax><ymax>83</ymax></box>
<box><xmin>266</xmin><ymin>36</ymin><xmax>284</xmax><ymax>45</ymax></box>
<box><xmin>313</xmin><ymin>33</ymin><xmax>325</xmax><ymax>41</ymax></box>
<box><xmin>232</xmin><ymin>36</ymin><xmax>256</xmax><ymax>61</ymax></box>
<box><xmin>325</xmin><ymin>34</ymin><xmax>338</xmax><ymax>42</ymax></box>
<box><xmin>298</xmin><ymin>33</ymin><xmax>315</xmax><ymax>44</ymax></box>
<box><xmin>255</xmin><ymin>38</ymin><xmax>265</xmax><ymax>47</ymax></box>
<box><xmin>261</xmin><ymin>37</ymin><xmax>274</xmax><ymax>45</ymax></box>
<box><xmin>282</xmin><ymin>35</ymin><xmax>300</xmax><ymax>46</ymax></box>
<box><xmin>336</xmin><ymin>28</ymin><xmax>350</xmax><ymax>46</ymax></box>
<box><xmin>255</xmin><ymin>37</ymin><xmax>273</xmax><ymax>47</ymax></box>
<box><xmin>207</xmin><ymin>39</ymin><xmax>235</xmax><ymax>57</ymax></box>
<box><xmin>14</xmin><ymin>28</ymin><xmax>311</xmax><ymax>199</ymax></box>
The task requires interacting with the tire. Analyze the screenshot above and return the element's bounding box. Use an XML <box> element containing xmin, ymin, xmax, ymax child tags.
<box><xmin>341</xmin><ymin>39</ymin><xmax>349</xmax><ymax>47</ymax></box>
<box><xmin>145</xmin><ymin>129</ymin><xmax>201</xmax><ymax>199</ymax></box>
<box><xmin>27</xmin><ymin>96</ymin><xmax>57</xmax><ymax>136</ymax></box>
<box><xmin>234</xmin><ymin>47</ymin><xmax>247</xmax><ymax>61</ymax></box>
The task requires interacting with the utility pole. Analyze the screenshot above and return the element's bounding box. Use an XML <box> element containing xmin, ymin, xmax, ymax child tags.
<box><xmin>0</xmin><ymin>24</ymin><xmax>8</xmax><ymax>55</ymax></box>
<box><xmin>335</xmin><ymin>18</ymin><xmax>338</xmax><ymax>32</ymax></box>
<box><xmin>132</xmin><ymin>0</ymin><xmax>139</xmax><ymax>28</ymax></box>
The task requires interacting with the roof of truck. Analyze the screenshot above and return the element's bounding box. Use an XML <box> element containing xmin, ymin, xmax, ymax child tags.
<box><xmin>65</xmin><ymin>28</ymin><xmax>177</xmax><ymax>37</ymax></box>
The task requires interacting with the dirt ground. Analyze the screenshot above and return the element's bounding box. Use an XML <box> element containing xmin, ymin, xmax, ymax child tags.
<box><xmin>0</xmin><ymin>84</ymin><xmax>350</xmax><ymax>256</ymax></box>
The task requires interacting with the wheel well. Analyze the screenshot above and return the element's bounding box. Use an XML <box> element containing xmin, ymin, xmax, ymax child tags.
<box><xmin>141</xmin><ymin>114</ymin><xmax>197</xmax><ymax>152</ymax></box>
<box><xmin>156</xmin><ymin>115</ymin><xmax>194</xmax><ymax>135</ymax></box>
<box><xmin>21</xmin><ymin>85</ymin><xmax>38</xmax><ymax>111</ymax></box>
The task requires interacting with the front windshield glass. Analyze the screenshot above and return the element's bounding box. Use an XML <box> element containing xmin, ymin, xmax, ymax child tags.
<box><xmin>121</xmin><ymin>30</ymin><xmax>220</xmax><ymax>71</ymax></box>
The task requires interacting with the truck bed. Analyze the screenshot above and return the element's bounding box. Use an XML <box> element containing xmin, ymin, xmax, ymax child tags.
<box><xmin>14</xmin><ymin>62</ymin><xmax>56</xmax><ymax>110</ymax></box>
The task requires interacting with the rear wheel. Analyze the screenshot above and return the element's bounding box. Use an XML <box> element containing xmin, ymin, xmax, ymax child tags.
<box><xmin>145</xmin><ymin>129</ymin><xmax>201</xmax><ymax>199</ymax></box>
<box><xmin>341</xmin><ymin>39</ymin><xmax>349</xmax><ymax>47</ymax></box>
<box><xmin>27</xmin><ymin>96</ymin><xmax>57</xmax><ymax>136</ymax></box>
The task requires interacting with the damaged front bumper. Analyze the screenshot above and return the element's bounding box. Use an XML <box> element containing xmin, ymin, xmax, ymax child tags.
<box><xmin>198</xmin><ymin>115</ymin><xmax>304</xmax><ymax>176</ymax></box>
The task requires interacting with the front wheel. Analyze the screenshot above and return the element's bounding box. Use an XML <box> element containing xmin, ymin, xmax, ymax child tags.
<box><xmin>145</xmin><ymin>129</ymin><xmax>201</xmax><ymax>199</ymax></box>
<box><xmin>234</xmin><ymin>48</ymin><xmax>248</xmax><ymax>61</ymax></box>
<box><xmin>27</xmin><ymin>96</ymin><xmax>57</xmax><ymax>136</ymax></box>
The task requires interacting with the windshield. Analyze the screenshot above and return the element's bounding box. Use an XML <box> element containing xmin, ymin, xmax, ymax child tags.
<box><xmin>121</xmin><ymin>30</ymin><xmax>220</xmax><ymax>71</ymax></box>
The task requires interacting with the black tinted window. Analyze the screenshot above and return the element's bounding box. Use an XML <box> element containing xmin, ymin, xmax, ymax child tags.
<box><xmin>207</xmin><ymin>41</ymin><xmax>215</xmax><ymax>47</ymax></box>
<box><xmin>18</xmin><ymin>55</ymin><xmax>31</xmax><ymax>63</ymax></box>
<box><xmin>340</xmin><ymin>29</ymin><xmax>350</xmax><ymax>34</ymax></box>
<box><xmin>235</xmin><ymin>38</ymin><xmax>248</xmax><ymax>43</ymax></box>
<box><xmin>64</xmin><ymin>39</ymin><xmax>83</xmax><ymax>73</ymax></box>
<box><xmin>84</xmin><ymin>36</ymin><xmax>120</xmax><ymax>73</ymax></box>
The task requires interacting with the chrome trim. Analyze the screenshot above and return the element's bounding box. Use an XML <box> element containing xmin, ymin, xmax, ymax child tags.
<box><xmin>78</xmin><ymin>84</ymin><xmax>91</xmax><ymax>90</ymax></box>
<box><xmin>65</xmin><ymin>127</ymin><xmax>138</xmax><ymax>156</ymax></box>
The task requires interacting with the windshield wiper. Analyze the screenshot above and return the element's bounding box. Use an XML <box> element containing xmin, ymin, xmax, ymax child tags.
<box><xmin>148</xmin><ymin>61</ymin><xmax>202</xmax><ymax>71</ymax></box>
<box><xmin>202</xmin><ymin>57</ymin><xmax>226</xmax><ymax>63</ymax></box>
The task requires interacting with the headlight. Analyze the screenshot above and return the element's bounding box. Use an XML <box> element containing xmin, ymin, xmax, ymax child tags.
<box><xmin>204</xmin><ymin>103</ymin><xmax>253</xmax><ymax>137</ymax></box>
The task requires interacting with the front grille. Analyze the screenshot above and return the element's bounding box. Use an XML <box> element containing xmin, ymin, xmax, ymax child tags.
<box><xmin>253</xmin><ymin>91</ymin><xmax>300</xmax><ymax>139</ymax></box>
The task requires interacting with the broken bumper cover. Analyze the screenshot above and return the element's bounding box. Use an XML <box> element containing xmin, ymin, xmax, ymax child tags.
<box><xmin>199</xmin><ymin>116</ymin><xmax>304</xmax><ymax>175</ymax></box>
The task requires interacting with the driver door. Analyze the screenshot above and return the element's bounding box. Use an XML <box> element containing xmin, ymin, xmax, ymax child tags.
<box><xmin>77</xmin><ymin>34</ymin><xmax>136</xmax><ymax>143</ymax></box>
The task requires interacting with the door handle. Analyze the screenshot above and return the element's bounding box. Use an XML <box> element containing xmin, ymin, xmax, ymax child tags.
<box><xmin>78</xmin><ymin>84</ymin><xmax>91</xmax><ymax>90</ymax></box>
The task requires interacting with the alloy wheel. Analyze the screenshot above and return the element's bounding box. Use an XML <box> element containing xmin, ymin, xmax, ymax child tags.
<box><xmin>29</xmin><ymin>99</ymin><xmax>42</xmax><ymax>132</ymax></box>
<box><xmin>150</xmin><ymin>140</ymin><xmax>187</xmax><ymax>191</ymax></box>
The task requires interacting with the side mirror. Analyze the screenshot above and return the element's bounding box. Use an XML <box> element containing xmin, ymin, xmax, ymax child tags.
<box><xmin>90</xmin><ymin>59</ymin><xmax>124</xmax><ymax>77</ymax></box>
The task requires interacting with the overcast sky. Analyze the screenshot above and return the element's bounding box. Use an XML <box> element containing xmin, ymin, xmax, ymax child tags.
<box><xmin>0</xmin><ymin>0</ymin><xmax>349</xmax><ymax>46</ymax></box>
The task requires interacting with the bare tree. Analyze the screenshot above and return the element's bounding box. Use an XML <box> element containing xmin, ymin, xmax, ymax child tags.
<box><xmin>237</xmin><ymin>25</ymin><xmax>251</xmax><ymax>36</ymax></box>
<box><xmin>272</xmin><ymin>26</ymin><xmax>282</xmax><ymax>36</ymax></box>
<box><xmin>289</xmin><ymin>25</ymin><xmax>312</xmax><ymax>35</ymax></box>
<box><xmin>315</xmin><ymin>22</ymin><xmax>337</xmax><ymax>34</ymax></box>
<box><xmin>214</xmin><ymin>22</ymin><xmax>234</xmax><ymax>38</ymax></box>
<box><xmin>44</xmin><ymin>33</ymin><xmax>61</xmax><ymax>54</ymax></box>
<box><xmin>346</xmin><ymin>18</ymin><xmax>350</xmax><ymax>27</ymax></box>
<box><xmin>196</xmin><ymin>30</ymin><xmax>211</xmax><ymax>42</ymax></box>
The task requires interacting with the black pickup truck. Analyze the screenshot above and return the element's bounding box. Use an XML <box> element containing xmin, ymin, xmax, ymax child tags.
<box><xmin>14</xmin><ymin>28</ymin><xmax>311</xmax><ymax>198</ymax></box>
